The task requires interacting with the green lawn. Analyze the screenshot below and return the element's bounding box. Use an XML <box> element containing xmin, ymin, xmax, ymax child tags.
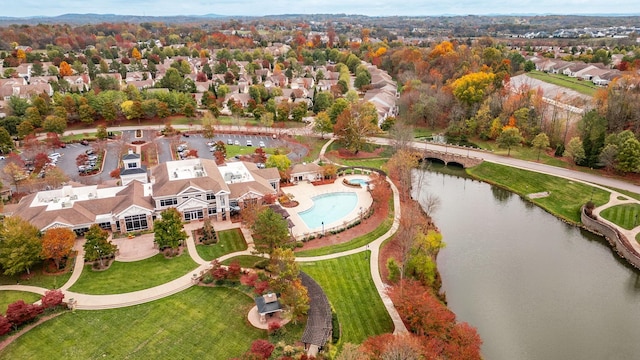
<box><xmin>0</xmin><ymin>291</ymin><xmax>42</xmax><ymax>314</ymax></box>
<box><xmin>473</xmin><ymin>139</ymin><xmax>571</xmax><ymax>168</ymax></box>
<box><xmin>0</xmin><ymin>264</ymin><xmax>72</xmax><ymax>290</ymax></box>
<box><xmin>68</xmin><ymin>253</ymin><xmax>198</xmax><ymax>295</ymax></box>
<box><xmin>61</xmin><ymin>131</ymin><xmax>122</xmax><ymax>142</ymax></box>
<box><xmin>296</xmin><ymin>198</ymin><xmax>395</xmax><ymax>257</ymax></box>
<box><xmin>526</xmin><ymin>71</ymin><xmax>597</xmax><ymax>96</ymax></box>
<box><xmin>298</xmin><ymin>136</ymin><xmax>328</xmax><ymax>163</ymax></box>
<box><xmin>301</xmin><ymin>254</ymin><xmax>393</xmax><ymax>345</ymax></box>
<box><xmin>221</xmin><ymin>255</ymin><xmax>267</xmax><ymax>268</ymax></box>
<box><xmin>600</xmin><ymin>204</ymin><xmax>640</xmax><ymax>230</ymax></box>
<box><xmin>0</xmin><ymin>287</ymin><xmax>264</xmax><ymax>359</ymax></box>
<box><xmin>467</xmin><ymin>162</ymin><xmax>610</xmax><ymax>224</ymax></box>
<box><xmin>196</xmin><ymin>228</ymin><xmax>248</xmax><ymax>261</ymax></box>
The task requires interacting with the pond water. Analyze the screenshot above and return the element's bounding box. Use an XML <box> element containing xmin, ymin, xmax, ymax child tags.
<box><xmin>413</xmin><ymin>166</ymin><xmax>640</xmax><ymax>360</ymax></box>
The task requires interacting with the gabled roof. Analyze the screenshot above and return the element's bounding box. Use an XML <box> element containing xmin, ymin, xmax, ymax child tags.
<box><xmin>151</xmin><ymin>159</ymin><xmax>229</xmax><ymax>198</ymax></box>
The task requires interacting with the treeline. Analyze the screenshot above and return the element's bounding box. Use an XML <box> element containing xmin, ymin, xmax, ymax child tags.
<box><xmin>378</xmin><ymin>39</ymin><xmax>640</xmax><ymax>173</ymax></box>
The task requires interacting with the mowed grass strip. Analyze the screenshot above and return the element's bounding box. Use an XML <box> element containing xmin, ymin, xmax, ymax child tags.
<box><xmin>68</xmin><ymin>253</ymin><xmax>198</xmax><ymax>295</ymax></box>
<box><xmin>0</xmin><ymin>287</ymin><xmax>264</xmax><ymax>360</ymax></box>
<box><xmin>296</xmin><ymin>198</ymin><xmax>394</xmax><ymax>257</ymax></box>
<box><xmin>196</xmin><ymin>228</ymin><xmax>248</xmax><ymax>261</ymax></box>
<box><xmin>221</xmin><ymin>255</ymin><xmax>266</xmax><ymax>267</ymax></box>
<box><xmin>0</xmin><ymin>291</ymin><xmax>42</xmax><ymax>314</ymax></box>
<box><xmin>467</xmin><ymin>162</ymin><xmax>610</xmax><ymax>223</ymax></box>
<box><xmin>0</xmin><ymin>265</ymin><xmax>72</xmax><ymax>289</ymax></box>
<box><xmin>526</xmin><ymin>71</ymin><xmax>597</xmax><ymax>96</ymax></box>
<box><xmin>600</xmin><ymin>203</ymin><xmax>640</xmax><ymax>230</ymax></box>
<box><xmin>301</xmin><ymin>254</ymin><xmax>393</xmax><ymax>344</ymax></box>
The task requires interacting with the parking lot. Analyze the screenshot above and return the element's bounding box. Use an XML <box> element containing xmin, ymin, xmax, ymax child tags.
<box><xmin>157</xmin><ymin>133</ymin><xmax>307</xmax><ymax>163</ymax></box>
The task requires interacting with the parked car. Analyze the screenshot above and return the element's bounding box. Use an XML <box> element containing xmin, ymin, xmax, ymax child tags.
<box><xmin>246</xmin><ymin>140</ymin><xmax>253</xmax><ymax>146</ymax></box>
<box><xmin>182</xmin><ymin>133</ymin><xmax>190</xmax><ymax>137</ymax></box>
<box><xmin>177</xmin><ymin>144</ymin><xmax>188</xmax><ymax>152</ymax></box>
<box><xmin>87</xmin><ymin>155</ymin><xmax>98</xmax><ymax>161</ymax></box>
<box><xmin>0</xmin><ymin>156</ymin><xmax>5</xmax><ymax>160</ymax></box>
<box><xmin>80</xmin><ymin>139</ymin><xmax>89</xmax><ymax>146</ymax></box>
<box><xmin>227</xmin><ymin>139</ymin><xmax>233</xmax><ymax>145</ymax></box>
<box><xmin>234</xmin><ymin>140</ymin><xmax>240</xmax><ymax>146</ymax></box>
<box><xmin>59</xmin><ymin>143</ymin><xmax>66</xmax><ymax>148</ymax></box>
<box><xmin>85</xmin><ymin>149</ymin><xmax>94</xmax><ymax>155</ymax></box>
<box><xmin>48</xmin><ymin>153</ymin><xmax>61</xmax><ymax>159</ymax></box>
<box><xmin>259</xmin><ymin>141</ymin><xmax>266</xmax><ymax>148</ymax></box>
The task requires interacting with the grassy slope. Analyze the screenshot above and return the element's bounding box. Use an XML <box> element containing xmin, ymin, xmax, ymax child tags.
<box><xmin>196</xmin><ymin>228</ymin><xmax>248</xmax><ymax>261</ymax></box>
<box><xmin>0</xmin><ymin>287</ymin><xmax>264</xmax><ymax>359</ymax></box>
<box><xmin>468</xmin><ymin>162</ymin><xmax>610</xmax><ymax>223</ymax></box>
<box><xmin>301</xmin><ymin>254</ymin><xmax>393</xmax><ymax>345</ymax></box>
<box><xmin>68</xmin><ymin>253</ymin><xmax>198</xmax><ymax>295</ymax></box>
<box><xmin>526</xmin><ymin>71</ymin><xmax>596</xmax><ymax>96</ymax></box>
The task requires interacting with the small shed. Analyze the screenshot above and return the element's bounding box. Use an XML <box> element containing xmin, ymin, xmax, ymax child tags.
<box><xmin>254</xmin><ymin>293</ymin><xmax>282</xmax><ymax>323</ymax></box>
<box><xmin>290</xmin><ymin>163</ymin><xmax>323</xmax><ymax>183</ymax></box>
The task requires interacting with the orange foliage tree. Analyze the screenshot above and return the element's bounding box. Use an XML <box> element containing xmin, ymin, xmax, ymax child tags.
<box><xmin>59</xmin><ymin>61</ymin><xmax>73</xmax><ymax>77</ymax></box>
<box><xmin>41</xmin><ymin>227</ymin><xmax>76</xmax><ymax>270</ymax></box>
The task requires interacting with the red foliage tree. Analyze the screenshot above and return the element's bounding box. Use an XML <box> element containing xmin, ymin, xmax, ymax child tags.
<box><xmin>5</xmin><ymin>300</ymin><xmax>43</xmax><ymax>328</ymax></box>
<box><xmin>185</xmin><ymin>149</ymin><xmax>198</xmax><ymax>158</ymax></box>
<box><xmin>41</xmin><ymin>289</ymin><xmax>65</xmax><ymax>309</ymax></box>
<box><xmin>34</xmin><ymin>152</ymin><xmax>50</xmax><ymax>172</ymax></box>
<box><xmin>227</xmin><ymin>260</ymin><xmax>242</xmax><ymax>280</ymax></box>
<box><xmin>76</xmin><ymin>153</ymin><xmax>88</xmax><ymax>166</ymax></box>
<box><xmin>210</xmin><ymin>260</ymin><xmax>228</xmax><ymax>280</ymax></box>
<box><xmin>110</xmin><ymin>168</ymin><xmax>121</xmax><ymax>179</ymax></box>
<box><xmin>250</xmin><ymin>339</ymin><xmax>274</xmax><ymax>359</ymax></box>
<box><xmin>0</xmin><ymin>315</ymin><xmax>11</xmax><ymax>336</ymax></box>
<box><xmin>45</xmin><ymin>132</ymin><xmax>63</xmax><ymax>149</ymax></box>
<box><xmin>241</xmin><ymin>272</ymin><xmax>258</xmax><ymax>287</ymax></box>
<box><xmin>254</xmin><ymin>280</ymin><xmax>269</xmax><ymax>295</ymax></box>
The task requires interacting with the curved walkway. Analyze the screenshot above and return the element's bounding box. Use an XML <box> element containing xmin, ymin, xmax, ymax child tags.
<box><xmin>2</xmin><ymin>133</ymin><xmax>639</xmax><ymax>335</ymax></box>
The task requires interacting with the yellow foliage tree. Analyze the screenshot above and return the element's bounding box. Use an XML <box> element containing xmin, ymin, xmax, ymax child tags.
<box><xmin>131</xmin><ymin>48</ymin><xmax>142</xmax><ymax>61</ymax></box>
<box><xmin>450</xmin><ymin>71</ymin><xmax>496</xmax><ymax>106</ymax></box>
<box><xmin>430</xmin><ymin>40</ymin><xmax>455</xmax><ymax>58</ymax></box>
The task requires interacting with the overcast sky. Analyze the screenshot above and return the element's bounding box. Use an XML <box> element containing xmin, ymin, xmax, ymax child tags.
<box><xmin>4</xmin><ymin>0</ymin><xmax>639</xmax><ymax>18</ymax></box>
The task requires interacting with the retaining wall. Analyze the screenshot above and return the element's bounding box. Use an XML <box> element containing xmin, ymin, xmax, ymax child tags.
<box><xmin>581</xmin><ymin>206</ymin><xmax>640</xmax><ymax>269</ymax></box>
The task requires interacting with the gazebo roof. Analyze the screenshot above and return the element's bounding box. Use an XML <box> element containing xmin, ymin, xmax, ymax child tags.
<box><xmin>254</xmin><ymin>293</ymin><xmax>282</xmax><ymax>315</ymax></box>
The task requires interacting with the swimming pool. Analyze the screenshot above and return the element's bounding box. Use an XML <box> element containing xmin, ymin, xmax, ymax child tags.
<box><xmin>298</xmin><ymin>192</ymin><xmax>358</xmax><ymax>230</ymax></box>
<box><xmin>348</xmin><ymin>178</ymin><xmax>369</xmax><ymax>186</ymax></box>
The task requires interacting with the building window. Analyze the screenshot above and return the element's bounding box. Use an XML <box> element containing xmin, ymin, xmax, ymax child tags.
<box><xmin>124</xmin><ymin>214</ymin><xmax>148</xmax><ymax>232</ymax></box>
<box><xmin>206</xmin><ymin>193</ymin><xmax>215</xmax><ymax>201</ymax></box>
<box><xmin>127</xmin><ymin>162</ymin><xmax>137</xmax><ymax>168</ymax></box>
<box><xmin>270</xmin><ymin>181</ymin><xmax>277</xmax><ymax>190</ymax></box>
<box><xmin>184</xmin><ymin>209</ymin><xmax>203</xmax><ymax>221</ymax></box>
<box><xmin>160</xmin><ymin>198</ymin><xmax>177</xmax><ymax>207</ymax></box>
<box><xmin>208</xmin><ymin>207</ymin><xmax>217</xmax><ymax>215</ymax></box>
<box><xmin>98</xmin><ymin>222</ymin><xmax>112</xmax><ymax>230</ymax></box>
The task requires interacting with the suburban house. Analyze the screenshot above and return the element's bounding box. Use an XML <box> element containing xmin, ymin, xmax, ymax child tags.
<box><xmin>5</xmin><ymin>157</ymin><xmax>280</xmax><ymax>234</ymax></box>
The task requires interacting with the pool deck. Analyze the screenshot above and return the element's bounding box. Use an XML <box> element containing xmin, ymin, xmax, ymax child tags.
<box><xmin>284</xmin><ymin>175</ymin><xmax>373</xmax><ymax>239</ymax></box>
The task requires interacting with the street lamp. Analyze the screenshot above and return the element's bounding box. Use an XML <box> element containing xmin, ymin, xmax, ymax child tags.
<box><xmin>321</xmin><ymin>221</ymin><xmax>324</xmax><ymax>236</ymax></box>
<box><xmin>359</xmin><ymin>206</ymin><xmax>363</xmax><ymax>223</ymax></box>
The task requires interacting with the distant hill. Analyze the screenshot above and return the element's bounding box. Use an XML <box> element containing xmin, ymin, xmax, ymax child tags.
<box><xmin>0</xmin><ymin>13</ymin><xmax>229</xmax><ymax>26</ymax></box>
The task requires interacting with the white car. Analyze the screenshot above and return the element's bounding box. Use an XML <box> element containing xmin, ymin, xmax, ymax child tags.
<box><xmin>48</xmin><ymin>153</ymin><xmax>61</xmax><ymax>159</ymax></box>
<box><xmin>259</xmin><ymin>141</ymin><xmax>266</xmax><ymax>148</ymax></box>
<box><xmin>0</xmin><ymin>156</ymin><xmax>5</xmax><ymax>160</ymax></box>
<box><xmin>246</xmin><ymin>140</ymin><xmax>253</xmax><ymax>146</ymax></box>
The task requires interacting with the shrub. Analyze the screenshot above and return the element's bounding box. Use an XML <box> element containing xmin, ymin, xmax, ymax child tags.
<box><xmin>0</xmin><ymin>315</ymin><xmax>11</xmax><ymax>336</ymax></box>
<box><xmin>331</xmin><ymin>308</ymin><xmax>340</xmax><ymax>343</ymax></box>
<box><xmin>202</xmin><ymin>273</ymin><xmax>214</xmax><ymax>284</ymax></box>
<box><xmin>41</xmin><ymin>290</ymin><xmax>65</xmax><ymax>309</ymax></box>
<box><xmin>5</xmin><ymin>300</ymin><xmax>43</xmax><ymax>329</ymax></box>
<box><xmin>250</xmin><ymin>339</ymin><xmax>275</xmax><ymax>359</ymax></box>
<box><xmin>387</xmin><ymin>258</ymin><xmax>401</xmax><ymax>283</ymax></box>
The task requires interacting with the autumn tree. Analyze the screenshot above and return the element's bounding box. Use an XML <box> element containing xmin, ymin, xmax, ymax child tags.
<box><xmin>0</xmin><ymin>127</ymin><xmax>15</xmax><ymax>154</ymax></box>
<box><xmin>496</xmin><ymin>127</ymin><xmax>524</xmax><ymax>156</ymax></box>
<box><xmin>564</xmin><ymin>137</ymin><xmax>586</xmax><ymax>165</ymax></box>
<box><xmin>451</xmin><ymin>71</ymin><xmax>496</xmax><ymax>106</ymax></box>
<box><xmin>83</xmin><ymin>224</ymin><xmax>117</xmax><ymax>268</ymax></box>
<box><xmin>251</xmin><ymin>207</ymin><xmax>290</xmax><ymax>254</ymax></box>
<box><xmin>0</xmin><ymin>217</ymin><xmax>42</xmax><ymax>275</ymax></box>
<box><xmin>267</xmin><ymin>248</ymin><xmax>309</xmax><ymax>323</ymax></box>
<box><xmin>313</xmin><ymin>111</ymin><xmax>333</xmax><ymax>139</ymax></box>
<box><xmin>154</xmin><ymin>208</ymin><xmax>187</xmax><ymax>256</ymax></box>
<box><xmin>41</xmin><ymin>227</ymin><xmax>76</xmax><ymax>270</ymax></box>
<box><xmin>265</xmin><ymin>154</ymin><xmax>291</xmax><ymax>180</ymax></box>
<box><xmin>199</xmin><ymin>218</ymin><xmax>218</xmax><ymax>244</ymax></box>
<box><xmin>531</xmin><ymin>132</ymin><xmax>550</xmax><ymax>161</ymax></box>
<box><xmin>59</xmin><ymin>61</ymin><xmax>73</xmax><ymax>77</ymax></box>
<box><xmin>333</xmin><ymin>100</ymin><xmax>379</xmax><ymax>153</ymax></box>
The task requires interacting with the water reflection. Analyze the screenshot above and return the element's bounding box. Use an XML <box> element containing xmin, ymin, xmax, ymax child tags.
<box><xmin>414</xmin><ymin>166</ymin><xmax>640</xmax><ymax>360</ymax></box>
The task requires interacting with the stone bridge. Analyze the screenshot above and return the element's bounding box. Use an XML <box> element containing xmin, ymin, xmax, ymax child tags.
<box><xmin>422</xmin><ymin>149</ymin><xmax>484</xmax><ymax>168</ymax></box>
